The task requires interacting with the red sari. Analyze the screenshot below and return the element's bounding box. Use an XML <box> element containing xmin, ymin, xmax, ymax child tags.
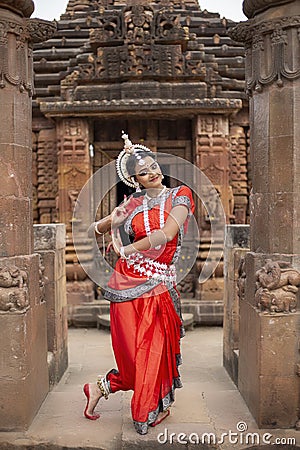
<box><xmin>104</xmin><ymin>186</ymin><xmax>194</xmax><ymax>434</ymax></box>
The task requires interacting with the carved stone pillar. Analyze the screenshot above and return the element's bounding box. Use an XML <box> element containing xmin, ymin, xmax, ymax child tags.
<box><xmin>231</xmin><ymin>0</ymin><xmax>300</xmax><ymax>429</ymax></box>
<box><xmin>56</xmin><ymin>118</ymin><xmax>94</xmax><ymax>310</ymax></box>
<box><xmin>194</xmin><ymin>115</ymin><xmax>233</xmax><ymax>309</ymax></box>
<box><xmin>0</xmin><ymin>0</ymin><xmax>56</xmax><ymax>430</ymax></box>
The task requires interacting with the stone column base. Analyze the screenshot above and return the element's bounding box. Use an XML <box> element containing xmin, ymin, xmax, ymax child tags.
<box><xmin>0</xmin><ymin>254</ymin><xmax>49</xmax><ymax>430</ymax></box>
<box><xmin>238</xmin><ymin>252</ymin><xmax>300</xmax><ymax>428</ymax></box>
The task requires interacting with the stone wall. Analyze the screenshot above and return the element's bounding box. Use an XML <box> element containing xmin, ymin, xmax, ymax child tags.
<box><xmin>223</xmin><ymin>225</ymin><xmax>250</xmax><ymax>386</ymax></box>
<box><xmin>34</xmin><ymin>224</ymin><xmax>68</xmax><ymax>386</ymax></box>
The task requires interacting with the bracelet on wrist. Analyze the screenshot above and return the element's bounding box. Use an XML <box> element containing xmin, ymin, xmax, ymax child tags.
<box><xmin>94</xmin><ymin>222</ymin><xmax>104</xmax><ymax>235</ymax></box>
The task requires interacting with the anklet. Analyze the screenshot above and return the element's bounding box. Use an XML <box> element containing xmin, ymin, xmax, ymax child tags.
<box><xmin>97</xmin><ymin>377</ymin><xmax>109</xmax><ymax>400</ymax></box>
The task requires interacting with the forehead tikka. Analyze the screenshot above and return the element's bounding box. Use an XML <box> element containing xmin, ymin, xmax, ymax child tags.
<box><xmin>115</xmin><ymin>131</ymin><xmax>152</xmax><ymax>188</ymax></box>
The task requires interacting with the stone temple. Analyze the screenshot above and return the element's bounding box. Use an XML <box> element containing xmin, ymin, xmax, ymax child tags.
<box><xmin>32</xmin><ymin>0</ymin><xmax>249</xmax><ymax>325</ymax></box>
<box><xmin>1</xmin><ymin>0</ymin><xmax>299</xmax><ymax>438</ymax></box>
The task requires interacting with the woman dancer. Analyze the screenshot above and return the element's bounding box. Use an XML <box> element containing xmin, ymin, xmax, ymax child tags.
<box><xmin>84</xmin><ymin>133</ymin><xmax>194</xmax><ymax>435</ymax></box>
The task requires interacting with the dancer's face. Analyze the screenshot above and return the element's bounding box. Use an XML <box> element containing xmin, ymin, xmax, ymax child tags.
<box><xmin>135</xmin><ymin>156</ymin><xmax>164</xmax><ymax>190</ymax></box>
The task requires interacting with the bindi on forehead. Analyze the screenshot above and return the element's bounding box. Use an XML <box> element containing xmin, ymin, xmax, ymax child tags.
<box><xmin>135</xmin><ymin>157</ymin><xmax>155</xmax><ymax>170</ymax></box>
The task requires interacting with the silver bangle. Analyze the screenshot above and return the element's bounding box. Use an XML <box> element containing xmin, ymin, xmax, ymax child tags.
<box><xmin>94</xmin><ymin>222</ymin><xmax>104</xmax><ymax>235</ymax></box>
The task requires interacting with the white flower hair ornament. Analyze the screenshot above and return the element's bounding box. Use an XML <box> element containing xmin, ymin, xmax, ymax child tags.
<box><xmin>116</xmin><ymin>131</ymin><xmax>152</xmax><ymax>188</ymax></box>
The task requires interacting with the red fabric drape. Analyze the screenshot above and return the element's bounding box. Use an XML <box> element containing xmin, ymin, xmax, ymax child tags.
<box><xmin>108</xmin><ymin>290</ymin><xmax>181</xmax><ymax>426</ymax></box>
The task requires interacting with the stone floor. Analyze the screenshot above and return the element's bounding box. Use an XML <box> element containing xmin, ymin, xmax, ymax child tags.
<box><xmin>0</xmin><ymin>326</ymin><xmax>299</xmax><ymax>450</ymax></box>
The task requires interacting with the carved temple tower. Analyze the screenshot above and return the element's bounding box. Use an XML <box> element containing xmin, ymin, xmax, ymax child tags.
<box><xmin>32</xmin><ymin>0</ymin><xmax>250</xmax><ymax>323</ymax></box>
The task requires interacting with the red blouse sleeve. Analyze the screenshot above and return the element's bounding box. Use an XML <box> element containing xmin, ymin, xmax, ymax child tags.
<box><xmin>172</xmin><ymin>185</ymin><xmax>195</xmax><ymax>215</ymax></box>
<box><xmin>172</xmin><ymin>185</ymin><xmax>195</xmax><ymax>234</ymax></box>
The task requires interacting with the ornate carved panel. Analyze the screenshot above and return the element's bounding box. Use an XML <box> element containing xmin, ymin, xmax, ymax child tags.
<box><xmin>193</xmin><ymin>115</ymin><xmax>233</xmax><ymax>300</ymax></box>
<box><xmin>0</xmin><ymin>18</ymin><xmax>33</xmax><ymax>94</ymax></box>
<box><xmin>0</xmin><ymin>265</ymin><xmax>29</xmax><ymax>314</ymax></box>
<box><xmin>32</xmin><ymin>131</ymin><xmax>38</xmax><ymax>222</ymax></box>
<box><xmin>77</xmin><ymin>4</ymin><xmax>203</xmax><ymax>82</ymax></box>
<box><xmin>0</xmin><ymin>14</ymin><xmax>55</xmax><ymax>95</ymax></box>
<box><xmin>229</xmin><ymin>126</ymin><xmax>249</xmax><ymax>224</ymax></box>
<box><xmin>230</xmin><ymin>15</ymin><xmax>300</xmax><ymax>94</ymax></box>
<box><xmin>195</xmin><ymin>115</ymin><xmax>232</xmax><ymax>223</ymax></box>
<box><xmin>155</xmin><ymin>9</ymin><xmax>188</xmax><ymax>43</ymax></box>
<box><xmin>37</xmin><ymin>129</ymin><xmax>58</xmax><ymax>224</ymax></box>
<box><xmin>26</xmin><ymin>18</ymin><xmax>57</xmax><ymax>44</ymax></box>
<box><xmin>57</xmin><ymin>119</ymin><xmax>91</xmax><ymax>229</ymax></box>
<box><xmin>255</xmin><ymin>259</ymin><xmax>300</xmax><ymax>313</ymax></box>
<box><xmin>124</xmin><ymin>5</ymin><xmax>154</xmax><ymax>44</ymax></box>
<box><xmin>90</xmin><ymin>13</ymin><xmax>123</xmax><ymax>45</ymax></box>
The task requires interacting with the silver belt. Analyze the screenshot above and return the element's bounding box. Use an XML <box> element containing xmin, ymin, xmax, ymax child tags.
<box><xmin>125</xmin><ymin>253</ymin><xmax>176</xmax><ymax>284</ymax></box>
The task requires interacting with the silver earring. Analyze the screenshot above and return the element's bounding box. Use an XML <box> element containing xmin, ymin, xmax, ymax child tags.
<box><xmin>133</xmin><ymin>179</ymin><xmax>141</xmax><ymax>191</ymax></box>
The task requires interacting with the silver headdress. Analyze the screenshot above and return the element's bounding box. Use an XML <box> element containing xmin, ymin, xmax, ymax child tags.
<box><xmin>116</xmin><ymin>131</ymin><xmax>152</xmax><ymax>188</ymax></box>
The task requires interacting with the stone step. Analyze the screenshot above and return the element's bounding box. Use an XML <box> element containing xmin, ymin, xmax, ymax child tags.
<box><xmin>97</xmin><ymin>313</ymin><xmax>195</xmax><ymax>330</ymax></box>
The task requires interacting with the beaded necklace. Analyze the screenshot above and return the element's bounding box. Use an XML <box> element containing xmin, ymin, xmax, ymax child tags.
<box><xmin>143</xmin><ymin>186</ymin><xmax>167</xmax><ymax>246</ymax></box>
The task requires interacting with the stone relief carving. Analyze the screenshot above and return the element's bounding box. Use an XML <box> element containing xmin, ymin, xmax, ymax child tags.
<box><xmin>78</xmin><ymin>4</ymin><xmax>204</xmax><ymax>82</ymax></box>
<box><xmin>37</xmin><ymin>129</ymin><xmax>58</xmax><ymax>224</ymax></box>
<box><xmin>155</xmin><ymin>9</ymin><xmax>188</xmax><ymax>42</ymax></box>
<box><xmin>90</xmin><ymin>13</ymin><xmax>123</xmax><ymax>44</ymax></box>
<box><xmin>124</xmin><ymin>5</ymin><xmax>153</xmax><ymax>44</ymax></box>
<box><xmin>230</xmin><ymin>126</ymin><xmax>248</xmax><ymax>224</ymax></box>
<box><xmin>237</xmin><ymin>257</ymin><xmax>246</xmax><ymax>302</ymax></box>
<box><xmin>230</xmin><ymin>15</ymin><xmax>300</xmax><ymax>94</ymax></box>
<box><xmin>0</xmin><ymin>266</ymin><xmax>27</xmax><ymax>288</ymax></box>
<box><xmin>0</xmin><ymin>266</ymin><xmax>29</xmax><ymax>313</ymax></box>
<box><xmin>38</xmin><ymin>257</ymin><xmax>46</xmax><ymax>303</ymax></box>
<box><xmin>0</xmin><ymin>19</ymin><xmax>32</xmax><ymax>93</ymax></box>
<box><xmin>26</xmin><ymin>18</ymin><xmax>57</xmax><ymax>44</ymax></box>
<box><xmin>0</xmin><ymin>17</ymin><xmax>55</xmax><ymax>94</ymax></box>
<box><xmin>255</xmin><ymin>260</ymin><xmax>300</xmax><ymax>314</ymax></box>
<box><xmin>201</xmin><ymin>185</ymin><xmax>223</xmax><ymax>222</ymax></box>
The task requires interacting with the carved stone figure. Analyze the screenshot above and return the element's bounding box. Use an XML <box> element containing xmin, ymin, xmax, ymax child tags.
<box><xmin>237</xmin><ymin>257</ymin><xmax>246</xmax><ymax>302</ymax></box>
<box><xmin>256</xmin><ymin>259</ymin><xmax>300</xmax><ymax>290</ymax></box>
<box><xmin>255</xmin><ymin>260</ymin><xmax>300</xmax><ymax>314</ymax></box>
<box><xmin>0</xmin><ymin>287</ymin><xmax>29</xmax><ymax>313</ymax></box>
<box><xmin>0</xmin><ymin>265</ymin><xmax>27</xmax><ymax>288</ymax></box>
<box><xmin>38</xmin><ymin>257</ymin><xmax>46</xmax><ymax>303</ymax></box>
<box><xmin>0</xmin><ymin>265</ymin><xmax>29</xmax><ymax>313</ymax></box>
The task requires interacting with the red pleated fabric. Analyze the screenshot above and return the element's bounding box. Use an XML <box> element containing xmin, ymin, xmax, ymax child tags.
<box><xmin>108</xmin><ymin>288</ymin><xmax>182</xmax><ymax>433</ymax></box>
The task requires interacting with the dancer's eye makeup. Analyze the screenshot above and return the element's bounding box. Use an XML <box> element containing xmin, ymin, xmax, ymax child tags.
<box><xmin>137</xmin><ymin>162</ymin><xmax>159</xmax><ymax>176</ymax></box>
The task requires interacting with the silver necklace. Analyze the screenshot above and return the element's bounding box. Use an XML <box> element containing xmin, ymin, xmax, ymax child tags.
<box><xmin>143</xmin><ymin>186</ymin><xmax>167</xmax><ymax>245</ymax></box>
<box><xmin>144</xmin><ymin>185</ymin><xmax>167</xmax><ymax>202</ymax></box>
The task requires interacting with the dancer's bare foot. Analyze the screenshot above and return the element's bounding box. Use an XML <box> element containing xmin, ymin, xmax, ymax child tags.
<box><xmin>83</xmin><ymin>383</ymin><xmax>102</xmax><ymax>420</ymax></box>
<box><xmin>150</xmin><ymin>409</ymin><xmax>170</xmax><ymax>427</ymax></box>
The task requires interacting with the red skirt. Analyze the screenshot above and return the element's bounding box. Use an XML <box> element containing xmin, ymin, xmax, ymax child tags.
<box><xmin>106</xmin><ymin>289</ymin><xmax>183</xmax><ymax>435</ymax></box>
